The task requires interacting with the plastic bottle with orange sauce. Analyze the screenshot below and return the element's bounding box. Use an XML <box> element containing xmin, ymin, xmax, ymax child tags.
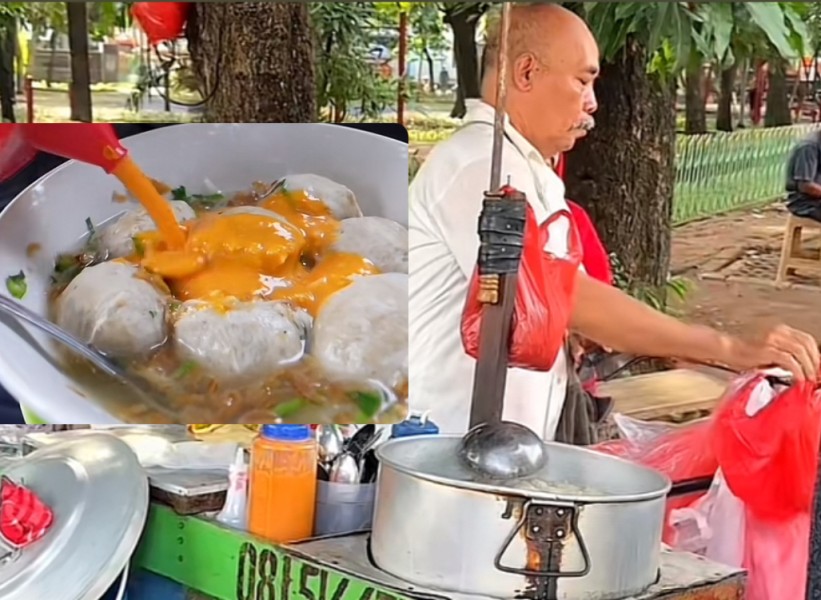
<box><xmin>248</xmin><ymin>424</ymin><xmax>318</xmax><ymax>543</ymax></box>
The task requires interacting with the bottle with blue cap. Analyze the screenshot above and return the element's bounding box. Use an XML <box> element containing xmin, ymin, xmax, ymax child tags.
<box><xmin>248</xmin><ymin>424</ymin><xmax>318</xmax><ymax>543</ymax></box>
<box><xmin>391</xmin><ymin>412</ymin><xmax>439</xmax><ymax>439</ymax></box>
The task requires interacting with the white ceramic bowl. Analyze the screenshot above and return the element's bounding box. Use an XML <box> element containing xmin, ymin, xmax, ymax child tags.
<box><xmin>0</xmin><ymin>123</ymin><xmax>408</xmax><ymax>424</ymax></box>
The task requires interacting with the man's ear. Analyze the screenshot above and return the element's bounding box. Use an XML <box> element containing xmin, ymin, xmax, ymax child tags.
<box><xmin>512</xmin><ymin>54</ymin><xmax>537</xmax><ymax>92</ymax></box>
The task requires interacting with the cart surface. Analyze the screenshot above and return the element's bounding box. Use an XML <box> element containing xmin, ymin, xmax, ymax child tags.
<box><xmin>133</xmin><ymin>503</ymin><xmax>746</xmax><ymax>600</ymax></box>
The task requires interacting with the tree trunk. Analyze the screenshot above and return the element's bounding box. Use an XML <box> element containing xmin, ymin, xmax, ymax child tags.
<box><xmin>764</xmin><ymin>59</ymin><xmax>791</xmax><ymax>127</ymax></box>
<box><xmin>564</xmin><ymin>40</ymin><xmax>675</xmax><ymax>289</ymax></box>
<box><xmin>444</xmin><ymin>9</ymin><xmax>481</xmax><ymax>119</ymax></box>
<box><xmin>66</xmin><ymin>2</ymin><xmax>92</xmax><ymax>122</ymax></box>
<box><xmin>424</xmin><ymin>47</ymin><xmax>435</xmax><ymax>93</ymax></box>
<box><xmin>716</xmin><ymin>64</ymin><xmax>736</xmax><ymax>132</ymax></box>
<box><xmin>0</xmin><ymin>17</ymin><xmax>16</xmax><ymax>123</ymax></box>
<box><xmin>46</xmin><ymin>31</ymin><xmax>56</xmax><ymax>88</ymax></box>
<box><xmin>186</xmin><ymin>2</ymin><xmax>315</xmax><ymax>122</ymax></box>
<box><xmin>684</xmin><ymin>55</ymin><xmax>707</xmax><ymax>134</ymax></box>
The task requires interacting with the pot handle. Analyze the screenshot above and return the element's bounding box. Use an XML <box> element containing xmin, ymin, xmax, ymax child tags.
<box><xmin>494</xmin><ymin>499</ymin><xmax>591</xmax><ymax>578</ymax></box>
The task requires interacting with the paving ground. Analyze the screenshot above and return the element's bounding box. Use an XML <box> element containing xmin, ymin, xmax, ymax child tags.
<box><xmin>671</xmin><ymin>203</ymin><xmax>821</xmax><ymax>341</ymax></box>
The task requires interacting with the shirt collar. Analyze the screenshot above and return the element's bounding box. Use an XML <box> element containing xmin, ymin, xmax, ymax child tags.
<box><xmin>463</xmin><ymin>99</ymin><xmax>549</xmax><ymax>169</ymax></box>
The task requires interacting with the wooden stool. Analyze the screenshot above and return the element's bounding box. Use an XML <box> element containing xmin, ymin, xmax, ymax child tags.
<box><xmin>775</xmin><ymin>213</ymin><xmax>821</xmax><ymax>285</ymax></box>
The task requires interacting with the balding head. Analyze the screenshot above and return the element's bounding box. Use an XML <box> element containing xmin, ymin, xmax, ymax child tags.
<box><xmin>481</xmin><ymin>3</ymin><xmax>600</xmax><ymax>159</ymax></box>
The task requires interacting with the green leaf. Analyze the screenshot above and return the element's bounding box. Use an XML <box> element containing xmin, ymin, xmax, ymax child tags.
<box><xmin>274</xmin><ymin>398</ymin><xmax>307</xmax><ymax>419</ymax></box>
<box><xmin>670</xmin><ymin>4</ymin><xmax>692</xmax><ymax>72</ymax></box>
<box><xmin>708</xmin><ymin>4</ymin><xmax>735</xmax><ymax>62</ymax></box>
<box><xmin>171</xmin><ymin>186</ymin><xmax>188</xmax><ymax>201</ymax></box>
<box><xmin>350</xmin><ymin>391</ymin><xmax>382</xmax><ymax>419</ymax></box>
<box><xmin>647</xmin><ymin>2</ymin><xmax>672</xmax><ymax>56</ymax></box>
<box><xmin>173</xmin><ymin>360</ymin><xmax>198</xmax><ymax>379</ymax></box>
<box><xmin>744</xmin><ymin>2</ymin><xmax>795</xmax><ymax>58</ymax></box>
<box><xmin>5</xmin><ymin>271</ymin><xmax>26</xmax><ymax>300</ymax></box>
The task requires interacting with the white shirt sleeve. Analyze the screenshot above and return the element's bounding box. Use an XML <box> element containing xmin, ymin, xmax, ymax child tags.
<box><xmin>428</xmin><ymin>154</ymin><xmax>540</xmax><ymax>279</ymax></box>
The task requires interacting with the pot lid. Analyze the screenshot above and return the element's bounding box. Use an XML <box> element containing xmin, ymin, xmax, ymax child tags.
<box><xmin>375</xmin><ymin>435</ymin><xmax>671</xmax><ymax>503</ymax></box>
<box><xmin>0</xmin><ymin>434</ymin><xmax>149</xmax><ymax>600</ymax></box>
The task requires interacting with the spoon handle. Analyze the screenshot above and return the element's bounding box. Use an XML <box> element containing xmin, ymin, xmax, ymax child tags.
<box><xmin>0</xmin><ymin>295</ymin><xmax>122</xmax><ymax>379</ymax></box>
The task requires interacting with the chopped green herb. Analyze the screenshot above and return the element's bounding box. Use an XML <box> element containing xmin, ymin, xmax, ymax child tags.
<box><xmin>148</xmin><ymin>310</ymin><xmax>157</xmax><ymax>319</ymax></box>
<box><xmin>171</xmin><ymin>186</ymin><xmax>188</xmax><ymax>200</ymax></box>
<box><xmin>5</xmin><ymin>271</ymin><xmax>27</xmax><ymax>299</ymax></box>
<box><xmin>191</xmin><ymin>193</ymin><xmax>224</xmax><ymax>204</ymax></box>
<box><xmin>169</xmin><ymin>301</ymin><xmax>182</xmax><ymax>312</ymax></box>
<box><xmin>274</xmin><ymin>398</ymin><xmax>307</xmax><ymax>418</ymax></box>
<box><xmin>173</xmin><ymin>360</ymin><xmax>198</xmax><ymax>379</ymax></box>
<box><xmin>132</xmin><ymin>236</ymin><xmax>146</xmax><ymax>257</ymax></box>
<box><xmin>350</xmin><ymin>391</ymin><xmax>381</xmax><ymax>419</ymax></box>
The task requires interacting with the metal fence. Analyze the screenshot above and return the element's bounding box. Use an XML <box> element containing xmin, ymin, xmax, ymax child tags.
<box><xmin>674</xmin><ymin>123</ymin><xmax>821</xmax><ymax>224</ymax></box>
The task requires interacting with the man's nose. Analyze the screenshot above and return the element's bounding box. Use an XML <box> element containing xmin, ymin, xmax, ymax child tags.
<box><xmin>583</xmin><ymin>86</ymin><xmax>598</xmax><ymax>114</ymax></box>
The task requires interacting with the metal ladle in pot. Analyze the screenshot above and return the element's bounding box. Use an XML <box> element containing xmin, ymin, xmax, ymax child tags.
<box><xmin>457</xmin><ymin>3</ymin><xmax>545</xmax><ymax>481</ymax></box>
<box><xmin>459</xmin><ymin>421</ymin><xmax>546</xmax><ymax>480</ymax></box>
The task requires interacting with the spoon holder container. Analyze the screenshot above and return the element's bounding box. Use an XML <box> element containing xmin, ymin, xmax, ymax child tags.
<box><xmin>314</xmin><ymin>481</ymin><xmax>376</xmax><ymax>537</ymax></box>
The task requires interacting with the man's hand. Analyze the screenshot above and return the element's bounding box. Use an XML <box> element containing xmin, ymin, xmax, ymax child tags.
<box><xmin>571</xmin><ymin>272</ymin><xmax>819</xmax><ymax>383</ymax></box>
<box><xmin>721</xmin><ymin>325</ymin><xmax>819</xmax><ymax>382</ymax></box>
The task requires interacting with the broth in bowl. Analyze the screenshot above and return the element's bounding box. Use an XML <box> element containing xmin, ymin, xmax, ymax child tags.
<box><xmin>40</xmin><ymin>175</ymin><xmax>408</xmax><ymax>424</ymax></box>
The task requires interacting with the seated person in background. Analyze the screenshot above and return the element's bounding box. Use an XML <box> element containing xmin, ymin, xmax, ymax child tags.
<box><xmin>785</xmin><ymin>131</ymin><xmax>821</xmax><ymax>223</ymax></box>
<box><xmin>0</xmin><ymin>124</ymin><xmax>174</xmax><ymax>424</ymax></box>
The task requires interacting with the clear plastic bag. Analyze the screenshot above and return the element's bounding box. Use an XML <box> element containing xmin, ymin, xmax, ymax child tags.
<box><xmin>669</xmin><ymin>470</ymin><xmax>745</xmax><ymax>567</ymax></box>
<box><xmin>592</xmin><ymin>415</ymin><xmax>718</xmax><ymax>484</ymax></box>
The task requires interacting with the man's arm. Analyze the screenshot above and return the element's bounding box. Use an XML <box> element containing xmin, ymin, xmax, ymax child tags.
<box><xmin>790</xmin><ymin>144</ymin><xmax>821</xmax><ymax>198</ymax></box>
<box><xmin>570</xmin><ymin>272</ymin><xmax>819</xmax><ymax>380</ymax></box>
<box><xmin>798</xmin><ymin>181</ymin><xmax>821</xmax><ymax>198</ymax></box>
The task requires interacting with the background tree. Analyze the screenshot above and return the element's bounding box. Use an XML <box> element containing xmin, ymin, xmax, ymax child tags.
<box><xmin>185</xmin><ymin>2</ymin><xmax>315</xmax><ymax>122</ymax></box>
<box><xmin>0</xmin><ymin>5</ymin><xmax>19</xmax><ymax>122</ymax></box>
<box><xmin>440</xmin><ymin>2</ymin><xmax>490</xmax><ymax>118</ymax></box>
<box><xmin>563</xmin><ymin>2</ymin><xmax>807</xmax><ymax>293</ymax></box>
<box><xmin>66</xmin><ymin>2</ymin><xmax>91</xmax><ymax>122</ymax></box>
<box><xmin>313</xmin><ymin>2</ymin><xmax>394</xmax><ymax>123</ymax></box>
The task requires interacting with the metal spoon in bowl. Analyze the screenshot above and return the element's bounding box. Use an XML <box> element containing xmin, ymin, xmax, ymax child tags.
<box><xmin>0</xmin><ymin>295</ymin><xmax>177</xmax><ymax>420</ymax></box>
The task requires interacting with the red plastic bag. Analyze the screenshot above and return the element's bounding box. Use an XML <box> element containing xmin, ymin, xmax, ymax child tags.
<box><xmin>131</xmin><ymin>2</ymin><xmax>191</xmax><ymax>46</ymax></box>
<box><xmin>713</xmin><ymin>374</ymin><xmax>821</xmax><ymax>521</ymax></box>
<box><xmin>461</xmin><ymin>205</ymin><xmax>582</xmax><ymax>371</ymax></box>
<box><xmin>567</xmin><ymin>200</ymin><xmax>613</xmax><ymax>286</ymax></box>
<box><xmin>0</xmin><ymin>476</ymin><xmax>53</xmax><ymax>547</ymax></box>
<box><xmin>744</xmin><ymin>510</ymin><xmax>809</xmax><ymax>600</ymax></box>
<box><xmin>593</xmin><ymin>415</ymin><xmax>718</xmax><ymax>484</ymax></box>
<box><xmin>592</xmin><ymin>414</ymin><xmax>719</xmax><ymax>546</ymax></box>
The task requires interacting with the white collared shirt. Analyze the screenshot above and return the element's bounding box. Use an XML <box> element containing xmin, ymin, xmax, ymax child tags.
<box><xmin>409</xmin><ymin>99</ymin><xmax>577</xmax><ymax>439</ymax></box>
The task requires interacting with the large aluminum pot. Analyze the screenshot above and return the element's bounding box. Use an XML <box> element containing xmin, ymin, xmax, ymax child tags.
<box><xmin>371</xmin><ymin>436</ymin><xmax>671</xmax><ymax>600</ymax></box>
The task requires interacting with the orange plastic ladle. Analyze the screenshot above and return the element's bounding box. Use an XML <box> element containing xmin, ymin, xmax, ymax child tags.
<box><xmin>12</xmin><ymin>124</ymin><xmax>185</xmax><ymax>249</ymax></box>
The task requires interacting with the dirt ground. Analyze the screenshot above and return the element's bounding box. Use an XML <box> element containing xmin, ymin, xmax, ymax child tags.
<box><xmin>672</xmin><ymin>203</ymin><xmax>821</xmax><ymax>341</ymax></box>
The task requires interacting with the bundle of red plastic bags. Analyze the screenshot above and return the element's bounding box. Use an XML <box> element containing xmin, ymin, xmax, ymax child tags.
<box><xmin>593</xmin><ymin>373</ymin><xmax>821</xmax><ymax>600</ymax></box>
<box><xmin>0</xmin><ymin>476</ymin><xmax>53</xmax><ymax>548</ymax></box>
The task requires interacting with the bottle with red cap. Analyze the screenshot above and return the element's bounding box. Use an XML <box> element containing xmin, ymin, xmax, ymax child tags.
<box><xmin>248</xmin><ymin>424</ymin><xmax>318</xmax><ymax>543</ymax></box>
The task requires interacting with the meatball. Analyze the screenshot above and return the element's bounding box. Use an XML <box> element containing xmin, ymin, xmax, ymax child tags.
<box><xmin>311</xmin><ymin>273</ymin><xmax>407</xmax><ymax>388</ymax></box>
<box><xmin>282</xmin><ymin>174</ymin><xmax>362</xmax><ymax>220</ymax></box>
<box><xmin>55</xmin><ymin>261</ymin><xmax>168</xmax><ymax>358</ymax></box>
<box><xmin>100</xmin><ymin>201</ymin><xmax>196</xmax><ymax>258</ymax></box>
<box><xmin>331</xmin><ymin>216</ymin><xmax>408</xmax><ymax>274</ymax></box>
<box><xmin>173</xmin><ymin>300</ymin><xmax>312</xmax><ymax>386</ymax></box>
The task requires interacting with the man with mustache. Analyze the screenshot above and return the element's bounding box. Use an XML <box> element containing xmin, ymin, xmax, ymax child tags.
<box><xmin>408</xmin><ymin>3</ymin><xmax>819</xmax><ymax>439</ymax></box>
